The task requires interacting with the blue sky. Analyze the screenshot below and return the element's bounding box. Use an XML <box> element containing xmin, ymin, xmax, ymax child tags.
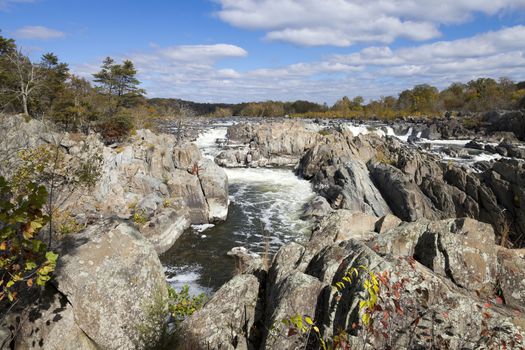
<box><xmin>1</xmin><ymin>0</ymin><xmax>525</xmax><ymax>103</ymax></box>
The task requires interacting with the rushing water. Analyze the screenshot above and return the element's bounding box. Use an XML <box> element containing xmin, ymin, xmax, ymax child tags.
<box><xmin>161</xmin><ymin>119</ymin><xmax>504</xmax><ymax>295</ymax></box>
<box><xmin>161</xmin><ymin>125</ymin><xmax>315</xmax><ymax>294</ymax></box>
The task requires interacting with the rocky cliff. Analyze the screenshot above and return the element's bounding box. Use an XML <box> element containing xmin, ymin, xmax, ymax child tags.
<box><xmin>180</xmin><ymin>212</ymin><xmax>525</xmax><ymax>349</ymax></box>
<box><xmin>0</xmin><ymin>114</ymin><xmax>229</xmax><ymax>349</ymax></box>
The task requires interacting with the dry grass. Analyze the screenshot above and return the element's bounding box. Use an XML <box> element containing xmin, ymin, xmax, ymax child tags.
<box><xmin>499</xmin><ymin>219</ymin><xmax>511</xmax><ymax>248</ymax></box>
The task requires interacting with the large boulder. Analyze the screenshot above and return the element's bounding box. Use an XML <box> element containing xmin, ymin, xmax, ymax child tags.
<box><xmin>198</xmin><ymin>158</ymin><xmax>229</xmax><ymax>222</ymax></box>
<box><xmin>297</xmin><ymin>134</ymin><xmax>390</xmax><ymax>217</ymax></box>
<box><xmin>139</xmin><ymin>207</ymin><xmax>191</xmax><ymax>254</ymax></box>
<box><xmin>373</xmin><ymin>218</ymin><xmax>498</xmax><ymax>294</ymax></box>
<box><xmin>485</xmin><ymin>110</ymin><xmax>525</xmax><ymax>141</ymax></box>
<box><xmin>13</xmin><ymin>289</ymin><xmax>98</xmax><ymax>350</ymax></box>
<box><xmin>53</xmin><ymin>222</ymin><xmax>168</xmax><ymax>350</ymax></box>
<box><xmin>217</xmin><ymin>121</ymin><xmax>321</xmax><ymax>167</ymax></box>
<box><xmin>179</xmin><ymin>274</ymin><xmax>262</xmax><ymax>350</ymax></box>
<box><xmin>369</xmin><ymin>162</ymin><xmax>439</xmax><ymax>221</ymax></box>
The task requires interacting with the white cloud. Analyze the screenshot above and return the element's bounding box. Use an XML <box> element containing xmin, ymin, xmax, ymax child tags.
<box><xmin>331</xmin><ymin>26</ymin><xmax>525</xmax><ymax>68</ymax></box>
<box><xmin>72</xmin><ymin>26</ymin><xmax>525</xmax><ymax>104</ymax></box>
<box><xmin>216</xmin><ymin>0</ymin><xmax>525</xmax><ymax>46</ymax></box>
<box><xmin>14</xmin><ymin>26</ymin><xmax>65</xmax><ymax>40</ymax></box>
<box><xmin>159</xmin><ymin>44</ymin><xmax>247</xmax><ymax>62</ymax></box>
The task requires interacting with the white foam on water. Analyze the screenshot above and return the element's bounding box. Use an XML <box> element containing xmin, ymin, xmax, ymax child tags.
<box><xmin>385</xmin><ymin>126</ymin><xmax>413</xmax><ymax>142</ymax></box>
<box><xmin>472</xmin><ymin>153</ymin><xmax>503</xmax><ymax>162</ymax></box>
<box><xmin>194</xmin><ymin>126</ymin><xmax>228</xmax><ymax>159</ymax></box>
<box><xmin>418</xmin><ymin>139</ymin><xmax>472</xmax><ymax>146</ymax></box>
<box><xmin>345</xmin><ymin>124</ymin><xmax>370</xmax><ymax>137</ymax></box>
<box><xmin>192</xmin><ymin>224</ymin><xmax>215</xmax><ymax>233</ymax></box>
<box><xmin>225</xmin><ymin>167</ymin><xmax>316</xmax><ymax>253</ymax></box>
<box><xmin>344</xmin><ymin>124</ymin><xmax>413</xmax><ymax>142</ymax></box>
<box><xmin>165</xmin><ymin>265</ymin><xmax>211</xmax><ymax>296</ymax></box>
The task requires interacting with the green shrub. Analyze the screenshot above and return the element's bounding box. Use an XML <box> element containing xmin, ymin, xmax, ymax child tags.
<box><xmin>167</xmin><ymin>284</ymin><xmax>207</xmax><ymax>328</ymax></box>
<box><xmin>98</xmin><ymin>111</ymin><xmax>134</xmax><ymax>143</ymax></box>
<box><xmin>0</xmin><ymin>176</ymin><xmax>58</xmax><ymax>304</ymax></box>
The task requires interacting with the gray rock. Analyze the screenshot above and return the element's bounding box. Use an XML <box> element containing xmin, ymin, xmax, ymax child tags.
<box><xmin>300</xmin><ymin>196</ymin><xmax>333</xmax><ymax>220</ymax></box>
<box><xmin>369</xmin><ymin>162</ymin><xmax>439</xmax><ymax>221</ymax></box>
<box><xmin>179</xmin><ymin>274</ymin><xmax>262</xmax><ymax>350</ymax></box>
<box><xmin>172</xmin><ymin>142</ymin><xmax>201</xmax><ymax>169</ymax></box>
<box><xmin>374</xmin><ymin>214</ymin><xmax>402</xmax><ymax>234</ymax></box>
<box><xmin>217</xmin><ymin>121</ymin><xmax>321</xmax><ymax>167</ymax></box>
<box><xmin>139</xmin><ymin>207</ymin><xmax>191</xmax><ymax>254</ymax></box>
<box><xmin>198</xmin><ymin>158</ymin><xmax>229</xmax><ymax>222</ymax></box>
<box><xmin>54</xmin><ymin>222</ymin><xmax>168</xmax><ymax>350</ymax></box>
<box><xmin>13</xmin><ymin>288</ymin><xmax>98</xmax><ymax>350</ymax></box>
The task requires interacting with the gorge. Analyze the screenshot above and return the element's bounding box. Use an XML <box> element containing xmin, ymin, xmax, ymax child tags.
<box><xmin>2</xmin><ymin>111</ymin><xmax>525</xmax><ymax>350</ymax></box>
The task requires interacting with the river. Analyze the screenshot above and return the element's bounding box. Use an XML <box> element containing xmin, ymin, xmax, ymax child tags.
<box><xmin>161</xmin><ymin>119</ymin><xmax>504</xmax><ymax>295</ymax></box>
<box><xmin>161</xmin><ymin>124</ymin><xmax>315</xmax><ymax>295</ymax></box>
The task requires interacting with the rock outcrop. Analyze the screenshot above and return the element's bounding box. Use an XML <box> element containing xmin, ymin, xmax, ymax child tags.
<box><xmin>0</xmin><ymin>115</ymin><xmax>229</xmax><ymax>253</ymax></box>
<box><xmin>8</xmin><ymin>222</ymin><xmax>168</xmax><ymax>350</ymax></box>
<box><xmin>216</xmin><ymin>121</ymin><xmax>321</xmax><ymax>167</ymax></box>
<box><xmin>181</xmin><ymin>212</ymin><xmax>525</xmax><ymax>349</ymax></box>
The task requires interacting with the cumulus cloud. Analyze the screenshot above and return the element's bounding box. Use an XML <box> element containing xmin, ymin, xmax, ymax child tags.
<box><xmin>14</xmin><ymin>26</ymin><xmax>65</xmax><ymax>40</ymax></box>
<box><xmin>72</xmin><ymin>26</ymin><xmax>525</xmax><ymax>104</ymax></box>
<box><xmin>331</xmin><ymin>26</ymin><xmax>525</xmax><ymax>71</ymax></box>
<box><xmin>216</xmin><ymin>0</ymin><xmax>525</xmax><ymax>46</ymax></box>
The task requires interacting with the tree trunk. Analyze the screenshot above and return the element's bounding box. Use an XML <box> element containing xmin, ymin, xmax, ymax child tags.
<box><xmin>21</xmin><ymin>93</ymin><xmax>28</xmax><ymax>115</ymax></box>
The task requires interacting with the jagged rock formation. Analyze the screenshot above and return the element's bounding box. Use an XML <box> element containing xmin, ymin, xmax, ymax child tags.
<box><xmin>180</xmin><ymin>212</ymin><xmax>525</xmax><ymax>349</ymax></box>
<box><xmin>0</xmin><ymin>115</ymin><xmax>229</xmax><ymax>253</ymax></box>
<box><xmin>215</xmin><ymin>121</ymin><xmax>321</xmax><ymax>167</ymax></box>
<box><xmin>9</xmin><ymin>222</ymin><xmax>168</xmax><ymax>350</ymax></box>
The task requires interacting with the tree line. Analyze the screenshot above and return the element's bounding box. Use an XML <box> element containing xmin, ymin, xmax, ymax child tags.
<box><xmin>204</xmin><ymin>79</ymin><xmax>525</xmax><ymax>119</ymax></box>
<box><xmin>2</xmin><ymin>30</ymin><xmax>525</xmax><ymax>137</ymax></box>
<box><xmin>0</xmin><ymin>31</ymin><xmax>186</xmax><ymax>143</ymax></box>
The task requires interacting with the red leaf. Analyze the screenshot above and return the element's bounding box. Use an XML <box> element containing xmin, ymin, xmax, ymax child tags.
<box><xmin>483</xmin><ymin>302</ymin><xmax>492</xmax><ymax>308</ymax></box>
<box><xmin>383</xmin><ymin>311</ymin><xmax>390</xmax><ymax>322</ymax></box>
<box><xmin>495</xmin><ymin>296</ymin><xmax>504</xmax><ymax>305</ymax></box>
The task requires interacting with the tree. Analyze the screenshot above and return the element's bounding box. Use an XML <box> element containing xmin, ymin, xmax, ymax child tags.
<box><xmin>1</xmin><ymin>49</ymin><xmax>42</xmax><ymax>115</ymax></box>
<box><xmin>439</xmin><ymin>82</ymin><xmax>466</xmax><ymax>111</ymax></box>
<box><xmin>36</xmin><ymin>53</ymin><xmax>69</xmax><ymax>116</ymax></box>
<box><xmin>0</xmin><ymin>176</ymin><xmax>58</xmax><ymax>305</ymax></box>
<box><xmin>333</xmin><ymin>96</ymin><xmax>352</xmax><ymax>112</ymax></box>
<box><xmin>93</xmin><ymin>57</ymin><xmax>144</xmax><ymax>114</ymax></box>
<box><xmin>397</xmin><ymin>85</ymin><xmax>438</xmax><ymax>114</ymax></box>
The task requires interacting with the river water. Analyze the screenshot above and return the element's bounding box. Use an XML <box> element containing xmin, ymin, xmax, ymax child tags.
<box><xmin>161</xmin><ymin>125</ymin><xmax>316</xmax><ymax>295</ymax></box>
<box><xmin>161</xmin><ymin>119</ymin><xmax>503</xmax><ymax>295</ymax></box>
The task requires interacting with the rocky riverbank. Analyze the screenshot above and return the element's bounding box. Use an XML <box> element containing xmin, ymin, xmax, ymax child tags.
<box><xmin>179</xmin><ymin>114</ymin><xmax>525</xmax><ymax>349</ymax></box>
<box><xmin>0</xmin><ymin>114</ymin><xmax>228</xmax><ymax>349</ymax></box>
<box><xmin>2</xmin><ymin>110</ymin><xmax>525</xmax><ymax>349</ymax></box>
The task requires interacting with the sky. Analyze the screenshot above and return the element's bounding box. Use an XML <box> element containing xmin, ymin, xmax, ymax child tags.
<box><xmin>1</xmin><ymin>0</ymin><xmax>525</xmax><ymax>104</ymax></box>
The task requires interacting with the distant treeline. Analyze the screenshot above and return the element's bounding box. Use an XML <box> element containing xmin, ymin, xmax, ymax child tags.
<box><xmin>148</xmin><ymin>78</ymin><xmax>525</xmax><ymax>120</ymax></box>
<box><xmin>2</xmin><ymin>29</ymin><xmax>525</xmax><ymax>143</ymax></box>
<box><xmin>192</xmin><ymin>79</ymin><xmax>525</xmax><ymax>119</ymax></box>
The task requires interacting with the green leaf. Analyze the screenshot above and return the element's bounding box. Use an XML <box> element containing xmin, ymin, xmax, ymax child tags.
<box><xmin>25</xmin><ymin>261</ymin><xmax>37</xmax><ymax>271</ymax></box>
<box><xmin>45</xmin><ymin>251</ymin><xmax>58</xmax><ymax>263</ymax></box>
<box><xmin>304</xmin><ymin>316</ymin><xmax>314</xmax><ymax>325</ymax></box>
